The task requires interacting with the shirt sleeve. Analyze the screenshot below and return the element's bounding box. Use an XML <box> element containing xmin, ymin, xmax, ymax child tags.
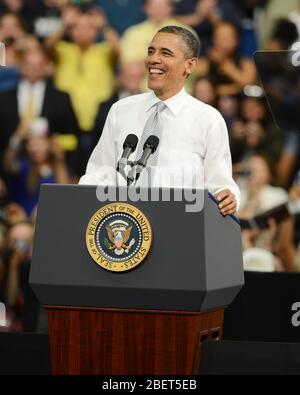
<box><xmin>204</xmin><ymin>115</ymin><xmax>241</xmax><ymax>210</ymax></box>
<box><xmin>78</xmin><ymin>104</ymin><xmax>119</xmax><ymax>186</ymax></box>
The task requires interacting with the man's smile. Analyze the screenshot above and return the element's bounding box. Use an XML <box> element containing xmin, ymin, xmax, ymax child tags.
<box><xmin>149</xmin><ymin>67</ymin><xmax>166</xmax><ymax>79</ymax></box>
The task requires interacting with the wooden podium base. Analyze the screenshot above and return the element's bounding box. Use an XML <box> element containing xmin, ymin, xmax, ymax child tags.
<box><xmin>47</xmin><ymin>307</ymin><xmax>224</xmax><ymax>375</ymax></box>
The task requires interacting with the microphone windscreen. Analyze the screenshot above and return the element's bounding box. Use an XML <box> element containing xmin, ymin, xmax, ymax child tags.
<box><xmin>144</xmin><ymin>135</ymin><xmax>159</xmax><ymax>153</ymax></box>
<box><xmin>123</xmin><ymin>134</ymin><xmax>139</xmax><ymax>151</ymax></box>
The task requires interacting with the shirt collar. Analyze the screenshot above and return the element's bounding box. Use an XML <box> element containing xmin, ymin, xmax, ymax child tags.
<box><xmin>146</xmin><ymin>87</ymin><xmax>187</xmax><ymax>117</ymax></box>
<box><xmin>19</xmin><ymin>79</ymin><xmax>46</xmax><ymax>90</ymax></box>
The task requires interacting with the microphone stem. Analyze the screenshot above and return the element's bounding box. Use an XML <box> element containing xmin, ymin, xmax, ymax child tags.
<box><xmin>127</xmin><ymin>162</ymin><xmax>136</xmax><ymax>186</ymax></box>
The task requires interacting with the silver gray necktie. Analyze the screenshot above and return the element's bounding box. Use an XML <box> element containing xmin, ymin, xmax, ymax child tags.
<box><xmin>135</xmin><ymin>101</ymin><xmax>166</xmax><ymax>167</ymax></box>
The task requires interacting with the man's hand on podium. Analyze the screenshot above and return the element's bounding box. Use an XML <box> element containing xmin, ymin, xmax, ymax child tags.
<box><xmin>214</xmin><ymin>189</ymin><xmax>237</xmax><ymax>216</ymax></box>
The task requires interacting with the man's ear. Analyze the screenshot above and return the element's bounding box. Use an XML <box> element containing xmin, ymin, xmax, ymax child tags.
<box><xmin>186</xmin><ymin>57</ymin><xmax>198</xmax><ymax>75</ymax></box>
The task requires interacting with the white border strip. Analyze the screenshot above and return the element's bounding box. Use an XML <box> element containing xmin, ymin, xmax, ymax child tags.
<box><xmin>0</xmin><ymin>43</ymin><xmax>6</xmax><ymax>67</ymax></box>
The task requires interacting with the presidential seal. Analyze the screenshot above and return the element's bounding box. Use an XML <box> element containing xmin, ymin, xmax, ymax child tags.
<box><xmin>86</xmin><ymin>203</ymin><xmax>152</xmax><ymax>272</ymax></box>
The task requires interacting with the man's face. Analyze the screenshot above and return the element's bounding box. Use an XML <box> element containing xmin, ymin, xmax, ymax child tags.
<box><xmin>118</xmin><ymin>62</ymin><xmax>144</xmax><ymax>94</ymax></box>
<box><xmin>70</xmin><ymin>15</ymin><xmax>98</xmax><ymax>48</ymax></box>
<box><xmin>145</xmin><ymin>0</ymin><xmax>173</xmax><ymax>24</ymax></box>
<box><xmin>20</xmin><ymin>51</ymin><xmax>49</xmax><ymax>83</ymax></box>
<box><xmin>145</xmin><ymin>32</ymin><xmax>197</xmax><ymax>100</ymax></box>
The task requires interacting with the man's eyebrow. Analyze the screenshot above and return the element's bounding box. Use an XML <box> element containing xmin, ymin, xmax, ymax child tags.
<box><xmin>161</xmin><ymin>47</ymin><xmax>174</xmax><ymax>54</ymax></box>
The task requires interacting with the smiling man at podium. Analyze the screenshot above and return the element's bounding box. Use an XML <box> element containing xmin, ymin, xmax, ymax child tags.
<box><xmin>30</xmin><ymin>27</ymin><xmax>244</xmax><ymax>377</ymax></box>
<box><xmin>79</xmin><ymin>26</ymin><xmax>240</xmax><ymax>216</ymax></box>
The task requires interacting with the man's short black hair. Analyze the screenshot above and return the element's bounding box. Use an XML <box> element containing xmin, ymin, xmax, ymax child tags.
<box><xmin>157</xmin><ymin>25</ymin><xmax>200</xmax><ymax>58</ymax></box>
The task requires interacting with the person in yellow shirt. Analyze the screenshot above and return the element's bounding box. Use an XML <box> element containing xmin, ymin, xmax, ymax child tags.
<box><xmin>53</xmin><ymin>10</ymin><xmax>119</xmax><ymax>132</ymax></box>
<box><xmin>121</xmin><ymin>0</ymin><xmax>193</xmax><ymax>64</ymax></box>
<box><xmin>49</xmin><ymin>8</ymin><xmax>120</xmax><ymax>173</ymax></box>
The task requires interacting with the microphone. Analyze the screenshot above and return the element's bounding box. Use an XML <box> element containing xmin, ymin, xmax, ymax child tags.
<box><xmin>117</xmin><ymin>134</ymin><xmax>138</xmax><ymax>178</ymax></box>
<box><xmin>134</xmin><ymin>135</ymin><xmax>160</xmax><ymax>183</ymax></box>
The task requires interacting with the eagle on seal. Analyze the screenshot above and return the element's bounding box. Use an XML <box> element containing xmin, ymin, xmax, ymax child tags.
<box><xmin>106</xmin><ymin>222</ymin><xmax>133</xmax><ymax>253</ymax></box>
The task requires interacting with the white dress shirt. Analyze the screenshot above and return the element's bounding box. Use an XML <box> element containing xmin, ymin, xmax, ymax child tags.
<box><xmin>18</xmin><ymin>80</ymin><xmax>46</xmax><ymax>119</ymax></box>
<box><xmin>79</xmin><ymin>88</ymin><xmax>240</xmax><ymax>208</ymax></box>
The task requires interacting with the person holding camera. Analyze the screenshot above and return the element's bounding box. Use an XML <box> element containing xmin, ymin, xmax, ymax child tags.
<box><xmin>3</xmin><ymin>117</ymin><xmax>70</xmax><ymax>216</ymax></box>
<box><xmin>237</xmin><ymin>153</ymin><xmax>289</xmax><ymax>271</ymax></box>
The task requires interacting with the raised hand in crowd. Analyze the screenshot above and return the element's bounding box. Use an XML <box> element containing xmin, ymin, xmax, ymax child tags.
<box><xmin>195</xmin><ymin>0</ymin><xmax>219</xmax><ymax>23</ymax></box>
<box><xmin>175</xmin><ymin>0</ymin><xmax>219</xmax><ymax>27</ymax></box>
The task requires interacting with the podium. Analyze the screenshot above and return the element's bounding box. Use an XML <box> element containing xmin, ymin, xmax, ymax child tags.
<box><xmin>30</xmin><ymin>185</ymin><xmax>243</xmax><ymax>375</ymax></box>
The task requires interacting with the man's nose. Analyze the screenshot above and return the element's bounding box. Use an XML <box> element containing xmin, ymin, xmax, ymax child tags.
<box><xmin>148</xmin><ymin>52</ymin><xmax>162</xmax><ymax>64</ymax></box>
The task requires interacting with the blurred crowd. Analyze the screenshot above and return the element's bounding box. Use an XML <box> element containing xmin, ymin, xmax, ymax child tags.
<box><xmin>1</xmin><ymin>0</ymin><xmax>300</xmax><ymax>332</ymax></box>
